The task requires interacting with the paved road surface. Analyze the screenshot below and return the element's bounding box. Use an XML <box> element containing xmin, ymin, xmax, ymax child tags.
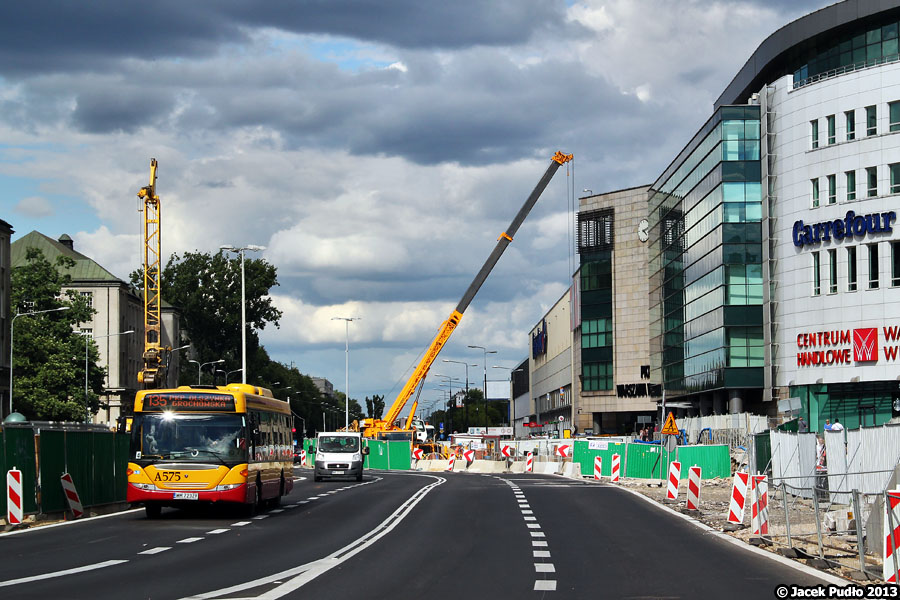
<box><xmin>0</xmin><ymin>469</ymin><xmax>833</xmax><ymax>599</ymax></box>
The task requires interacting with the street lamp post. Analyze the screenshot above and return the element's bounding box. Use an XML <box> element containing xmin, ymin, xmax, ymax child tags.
<box><xmin>220</xmin><ymin>244</ymin><xmax>266</xmax><ymax>384</ymax></box>
<box><xmin>82</xmin><ymin>329</ymin><xmax>135</xmax><ymax>423</ymax></box>
<box><xmin>331</xmin><ymin>316</ymin><xmax>360</xmax><ymax>430</ymax></box>
<box><xmin>442</xmin><ymin>359</ymin><xmax>476</xmax><ymax>431</ymax></box>
<box><xmin>166</xmin><ymin>343</ymin><xmax>191</xmax><ymax>387</ymax></box>
<box><xmin>9</xmin><ymin>306</ymin><xmax>71</xmax><ymax>417</ymax></box>
<box><xmin>225</xmin><ymin>368</ymin><xmax>243</xmax><ymax>383</ymax></box>
<box><xmin>492</xmin><ymin>366</ymin><xmax>523</xmax><ymax>429</ymax></box>
<box><xmin>190</xmin><ymin>359</ymin><xmax>224</xmax><ymax>384</ymax></box>
<box><xmin>468</xmin><ymin>345</ymin><xmax>497</xmax><ymax>429</ymax></box>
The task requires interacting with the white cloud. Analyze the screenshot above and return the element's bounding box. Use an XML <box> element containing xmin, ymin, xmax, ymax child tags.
<box><xmin>14</xmin><ymin>196</ymin><xmax>53</xmax><ymax>217</ymax></box>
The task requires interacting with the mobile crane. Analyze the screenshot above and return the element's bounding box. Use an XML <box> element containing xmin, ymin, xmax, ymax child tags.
<box><xmin>137</xmin><ymin>158</ymin><xmax>170</xmax><ymax>388</ymax></box>
<box><xmin>356</xmin><ymin>151</ymin><xmax>573</xmax><ymax>444</ymax></box>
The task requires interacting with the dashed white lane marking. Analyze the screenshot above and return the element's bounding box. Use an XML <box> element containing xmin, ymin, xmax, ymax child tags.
<box><xmin>270</xmin><ymin>509</ymin><xmax>284</xmax><ymax>513</ymax></box>
<box><xmin>298</xmin><ymin>501</ymin><xmax>309</xmax><ymax>504</ymax></box>
<box><xmin>501</xmin><ymin>476</ymin><xmax>556</xmax><ymax>593</ymax></box>
<box><xmin>139</xmin><ymin>547</ymin><xmax>171</xmax><ymax>555</ymax></box>
<box><xmin>535</xmin><ymin>563</ymin><xmax>556</xmax><ymax>573</ymax></box>
<box><xmin>252</xmin><ymin>515</ymin><xmax>269</xmax><ymax>520</ymax></box>
<box><xmin>530</xmin><ymin>531</ymin><xmax>546</xmax><ymax>538</ymax></box>
<box><xmin>284</xmin><ymin>504</ymin><xmax>299</xmax><ymax>509</ymax></box>
<box><xmin>533</xmin><ymin>541</ymin><xmax>548</xmax><ymax>547</ymax></box>
<box><xmin>231</xmin><ymin>521</ymin><xmax>251</xmax><ymax>527</ymax></box>
<box><xmin>206</xmin><ymin>529</ymin><xmax>229</xmax><ymax>535</ymax></box>
<box><xmin>0</xmin><ymin>560</ymin><xmax>129</xmax><ymax>588</ymax></box>
<box><xmin>524</xmin><ymin>516</ymin><xmax>537</xmax><ymax>521</ymax></box>
<box><xmin>177</xmin><ymin>537</ymin><xmax>204</xmax><ymax>544</ymax></box>
<box><xmin>522</xmin><ymin>510</ymin><xmax>533</xmax><ymax>514</ymax></box>
<box><xmin>307</xmin><ymin>497</ymin><xmax>318</xmax><ymax>501</ymax></box>
<box><xmin>533</xmin><ymin>550</ymin><xmax>551</xmax><ymax>558</ymax></box>
<box><xmin>526</xmin><ymin>523</ymin><xmax>541</xmax><ymax>529</ymax></box>
<box><xmin>534</xmin><ymin>580</ymin><xmax>557</xmax><ymax>591</ymax></box>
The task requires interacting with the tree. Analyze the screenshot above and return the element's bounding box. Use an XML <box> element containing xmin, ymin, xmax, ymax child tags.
<box><xmin>131</xmin><ymin>250</ymin><xmax>282</xmax><ymax>384</ymax></box>
<box><xmin>365</xmin><ymin>394</ymin><xmax>385</xmax><ymax>420</ymax></box>
<box><xmin>11</xmin><ymin>248</ymin><xmax>105</xmax><ymax>421</ymax></box>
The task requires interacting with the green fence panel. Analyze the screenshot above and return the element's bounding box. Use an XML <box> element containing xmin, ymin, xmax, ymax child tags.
<box><xmin>754</xmin><ymin>432</ymin><xmax>771</xmax><ymax>475</ymax></box>
<box><xmin>386</xmin><ymin>441</ymin><xmax>411</xmax><ymax>471</ymax></box>
<box><xmin>114</xmin><ymin>433</ymin><xmax>129</xmax><ymax>503</ymax></box>
<box><xmin>364</xmin><ymin>440</ymin><xmax>389</xmax><ymax>470</ymax></box>
<box><xmin>303</xmin><ymin>439</ymin><xmax>315</xmax><ymax>466</ymax></box>
<box><xmin>38</xmin><ymin>431</ymin><xmax>68</xmax><ymax>513</ymax></box>
<box><xmin>4</xmin><ymin>428</ymin><xmax>37</xmax><ymax>514</ymax></box>
<box><xmin>675</xmin><ymin>444</ymin><xmax>731</xmax><ymax>479</ymax></box>
<box><xmin>624</xmin><ymin>443</ymin><xmax>672</xmax><ymax>479</ymax></box>
<box><xmin>65</xmin><ymin>431</ymin><xmax>94</xmax><ymax>507</ymax></box>
<box><xmin>573</xmin><ymin>440</ymin><xmax>628</xmax><ymax>477</ymax></box>
<box><xmin>92</xmin><ymin>433</ymin><xmax>116</xmax><ymax>505</ymax></box>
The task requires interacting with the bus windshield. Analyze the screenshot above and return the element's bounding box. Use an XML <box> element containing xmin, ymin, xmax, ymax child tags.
<box><xmin>132</xmin><ymin>413</ymin><xmax>246</xmax><ymax>463</ymax></box>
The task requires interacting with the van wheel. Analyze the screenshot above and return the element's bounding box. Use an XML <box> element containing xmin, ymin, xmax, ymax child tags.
<box><xmin>314</xmin><ymin>474</ymin><xmax>322</xmax><ymax>482</ymax></box>
<box><xmin>145</xmin><ymin>503</ymin><xmax>161</xmax><ymax>519</ymax></box>
<box><xmin>356</xmin><ymin>471</ymin><xmax>363</xmax><ymax>482</ymax></box>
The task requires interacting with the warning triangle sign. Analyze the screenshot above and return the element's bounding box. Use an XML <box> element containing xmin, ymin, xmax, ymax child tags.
<box><xmin>661</xmin><ymin>412</ymin><xmax>679</xmax><ymax>435</ymax></box>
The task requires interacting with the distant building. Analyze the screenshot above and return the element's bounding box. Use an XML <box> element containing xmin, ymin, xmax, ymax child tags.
<box><xmin>509</xmin><ymin>358</ymin><xmax>530</xmax><ymax>438</ymax></box>
<box><xmin>10</xmin><ymin>231</ymin><xmax>182</xmax><ymax>425</ymax></box>
<box><xmin>0</xmin><ymin>219</ymin><xmax>12</xmax><ymax>418</ymax></box>
<box><xmin>528</xmin><ymin>290</ymin><xmax>574</xmax><ymax>437</ymax></box>
<box><xmin>311</xmin><ymin>377</ymin><xmax>335</xmax><ymax>399</ymax></box>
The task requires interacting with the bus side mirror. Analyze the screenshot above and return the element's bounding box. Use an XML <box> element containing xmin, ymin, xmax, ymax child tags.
<box><xmin>362</xmin><ymin>446</ymin><xmax>370</xmax><ymax>456</ymax></box>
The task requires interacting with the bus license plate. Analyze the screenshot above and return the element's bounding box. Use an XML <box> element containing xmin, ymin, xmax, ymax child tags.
<box><xmin>332</xmin><ymin>470</ymin><xmax>344</xmax><ymax>475</ymax></box>
<box><xmin>173</xmin><ymin>492</ymin><xmax>199</xmax><ymax>500</ymax></box>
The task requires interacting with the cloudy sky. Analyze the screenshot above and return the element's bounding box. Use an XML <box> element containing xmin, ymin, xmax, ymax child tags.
<box><xmin>2</xmin><ymin>0</ymin><xmax>833</xmax><ymax>411</ymax></box>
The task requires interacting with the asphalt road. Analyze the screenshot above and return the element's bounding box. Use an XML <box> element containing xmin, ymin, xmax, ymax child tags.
<box><xmin>0</xmin><ymin>468</ymin><xmax>835</xmax><ymax>599</ymax></box>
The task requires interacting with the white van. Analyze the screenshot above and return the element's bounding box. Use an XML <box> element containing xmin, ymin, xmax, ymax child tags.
<box><xmin>312</xmin><ymin>432</ymin><xmax>369</xmax><ymax>482</ymax></box>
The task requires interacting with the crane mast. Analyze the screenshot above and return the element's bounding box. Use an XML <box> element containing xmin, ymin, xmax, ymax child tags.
<box><xmin>137</xmin><ymin>158</ymin><xmax>169</xmax><ymax>387</ymax></box>
<box><xmin>361</xmin><ymin>151</ymin><xmax>573</xmax><ymax>440</ymax></box>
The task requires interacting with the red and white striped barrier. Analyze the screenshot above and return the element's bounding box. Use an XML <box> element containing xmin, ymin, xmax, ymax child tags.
<box><xmin>593</xmin><ymin>456</ymin><xmax>602</xmax><ymax>481</ymax></box>
<box><xmin>727</xmin><ymin>472</ymin><xmax>750</xmax><ymax>524</ymax></box>
<box><xmin>300</xmin><ymin>449</ymin><xmax>307</xmax><ymax>466</ymax></box>
<box><xmin>6</xmin><ymin>468</ymin><xmax>23</xmax><ymax>525</ymax></box>
<box><xmin>885</xmin><ymin>491</ymin><xmax>900</xmax><ymax>583</ymax></box>
<box><xmin>750</xmin><ymin>475</ymin><xmax>769</xmax><ymax>535</ymax></box>
<box><xmin>501</xmin><ymin>445</ymin><xmax>512</xmax><ymax>458</ymax></box>
<box><xmin>555</xmin><ymin>444</ymin><xmax>572</xmax><ymax>458</ymax></box>
<box><xmin>412</xmin><ymin>447</ymin><xmax>424</xmax><ymax>461</ymax></box>
<box><xmin>463</xmin><ymin>449</ymin><xmax>475</xmax><ymax>463</ymax></box>
<box><xmin>525</xmin><ymin>452</ymin><xmax>534</xmax><ymax>473</ymax></box>
<box><xmin>666</xmin><ymin>461</ymin><xmax>681</xmax><ymax>500</ymax></box>
<box><xmin>686</xmin><ymin>466</ymin><xmax>702</xmax><ymax>510</ymax></box>
<box><xmin>610</xmin><ymin>453</ymin><xmax>621</xmax><ymax>483</ymax></box>
<box><xmin>60</xmin><ymin>472</ymin><xmax>84</xmax><ymax>519</ymax></box>
<box><xmin>447</xmin><ymin>455</ymin><xmax>456</xmax><ymax>471</ymax></box>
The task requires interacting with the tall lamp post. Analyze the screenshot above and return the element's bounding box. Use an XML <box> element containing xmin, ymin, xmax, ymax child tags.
<box><xmin>225</xmin><ymin>368</ymin><xmax>243</xmax><ymax>383</ymax></box>
<box><xmin>9</xmin><ymin>306</ymin><xmax>71</xmax><ymax>417</ymax></box>
<box><xmin>82</xmin><ymin>329</ymin><xmax>135</xmax><ymax>423</ymax></box>
<box><xmin>468</xmin><ymin>345</ymin><xmax>497</xmax><ymax>429</ymax></box>
<box><xmin>166</xmin><ymin>343</ymin><xmax>191</xmax><ymax>387</ymax></box>
<box><xmin>190</xmin><ymin>359</ymin><xmax>224</xmax><ymax>384</ymax></box>
<box><xmin>220</xmin><ymin>244</ymin><xmax>266</xmax><ymax>384</ymax></box>
<box><xmin>442</xmin><ymin>359</ymin><xmax>476</xmax><ymax>431</ymax></box>
<box><xmin>492</xmin><ymin>366</ymin><xmax>523</xmax><ymax>428</ymax></box>
<box><xmin>331</xmin><ymin>316</ymin><xmax>360</xmax><ymax>430</ymax></box>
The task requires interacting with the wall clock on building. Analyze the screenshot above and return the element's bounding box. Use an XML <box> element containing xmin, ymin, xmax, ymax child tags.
<box><xmin>637</xmin><ymin>219</ymin><xmax>650</xmax><ymax>242</ymax></box>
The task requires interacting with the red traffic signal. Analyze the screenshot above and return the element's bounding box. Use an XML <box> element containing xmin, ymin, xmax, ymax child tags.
<box><xmin>292</xmin><ymin>427</ymin><xmax>296</xmax><ymax>433</ymax></box>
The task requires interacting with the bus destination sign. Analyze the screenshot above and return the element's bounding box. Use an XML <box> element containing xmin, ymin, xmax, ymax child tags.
<box><xmin>143</xmin><ymin>393</ymin><xmax>236</xmax><ymax>412</ymax></box>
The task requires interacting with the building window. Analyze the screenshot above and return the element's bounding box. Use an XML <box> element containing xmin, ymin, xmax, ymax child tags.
<box><xmin>827</xmin><ymin>174</ymin><xmax>836</xmax><ymax>204</ymax></box>
<box><xmin>848</xmin><ymin>246</ymin><xmax>857</xmax><ymax>291</ymax></box>
<box><xmin>811</xmin><ymin>178</ymin><xmax>819</xmax><ymax>207</ymax></box>
<box><xmin>582</xmin><ymin>361</ymin><xmax>612</xmax><ymax>391</ymax></box>
<box><xmin>846</xmin><ymin>110</ymin><xmax>856</xmax><ymax>140</ymax></box>
<box><xmin>891</xmin><ymin>101</ymin><xmax>900</xmax><ymax>132</ymax></box>
<box><xmin>891</xmin><ymin>163</ymin><xmax>900</xmax><ymax>194</ymax></box>
<box><xmin>867</xmin><ymin>167</ymin><xmax>878</xmax><ymax>197</ymax></box>
<box><xmin>812</xmin><ymin>251</ymin><xmax>821</xmax><ymax>296</ymax></box>
<box><xmin>828</xmin><ymin>248</ymin><xmax>838</xmax><ymax>294</ymax></box>
<box><xmin>582</xmin><ymin>318</ymin><xmax>612</xmax><ymax>349</ymax></box>
<box><xmin>827</xmin><ymin>114</ymin><xmax>836</xmax><ymax>144</ymax></box>
<box><xmin>727</xmin><ymin>327</ymin><xmax>764</xmax><ymax>367</ymax></box>
<box><xmin>79</xmin><ymin>291</ymin><xmax>93</xmax><ymax>308</ymax></box>
<box><xmin>869</xmin><ymin>244</ymin><xmax>880</xmax><ymax>289</ymax></box>
<box><xmin>893</xmin><ymin>241</ymin><xmax>900</xmax><ymax>286</ymax></box>
<box><xmin>811</xmin><ymin>120</ymin><xmax>819</xmax><ymax>148</ymax></box>
<box><xmin>846</xmin><ymin>170</ymin><xmax>856</xmax><ymax>201</ymax></box>
<box><xmin>867</xmin><ymin>105</ymin><xmax>877</xmax><ymax>136</ymax></box>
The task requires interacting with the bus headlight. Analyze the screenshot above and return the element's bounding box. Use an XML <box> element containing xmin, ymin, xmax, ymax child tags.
<box><xmin>216</xmin><ymin>483</ymin><xmax>242</xmax><ymax>491</ymax></box>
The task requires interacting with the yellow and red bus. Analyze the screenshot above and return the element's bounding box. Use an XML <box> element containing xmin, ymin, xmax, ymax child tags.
<box><xmin>126</xmin><ymin>383</ymin><xmax>294</xmax><ymax>518</ymax></box>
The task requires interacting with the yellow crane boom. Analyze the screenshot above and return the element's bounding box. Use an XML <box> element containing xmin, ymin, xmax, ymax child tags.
<box><xmin>360</xmin><ymin>151</ymin><xmax>573</xmax><ymax>439</ymax></box>
<box><xmin>137</xmin><ymin>158</ymin><xmax>169</xmax><ymax>387</ymax></box>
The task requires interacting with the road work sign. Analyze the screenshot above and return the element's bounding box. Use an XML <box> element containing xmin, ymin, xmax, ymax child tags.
<box><xmin>661</xmin><ymin>412</ymin><xmax>679</xmax><ymax>435</ymax></box>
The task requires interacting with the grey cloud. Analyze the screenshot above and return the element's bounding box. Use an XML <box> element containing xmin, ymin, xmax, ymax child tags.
<box><xmin>72</xmin><ymin>87</ymin><xmax>177</xmax><ymax>133</ymax></box>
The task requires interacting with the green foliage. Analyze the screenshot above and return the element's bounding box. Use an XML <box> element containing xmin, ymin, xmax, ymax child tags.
<box><xmin>365</xmin><ymin>394</ymin><xmax>385</xmax><ymax>419</ymax></box>
<box><xmin>11</xmin><ymin>248</ymin><xmax>105</xmax><ymax>421</ymax></box>
<box><xmin>428</xmin><ymin>388</ymin><xmax>504</xmax><ymax>435</ymax></box>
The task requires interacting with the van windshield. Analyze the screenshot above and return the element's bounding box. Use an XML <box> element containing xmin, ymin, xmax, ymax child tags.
<box><xmin>319</xmin><ymin>436</ymin><xmax>360</xmax><ymax>453</ymax></box>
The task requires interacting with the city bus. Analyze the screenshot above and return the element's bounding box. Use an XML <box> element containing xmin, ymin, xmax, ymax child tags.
<box><xmin>126</xmin><ymin>383</ymin><xmax>294</xmax><ymax>518</ymax></box>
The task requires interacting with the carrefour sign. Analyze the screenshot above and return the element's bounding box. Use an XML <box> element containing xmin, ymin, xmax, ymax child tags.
<box><xmin>792</xmin><ymin>210</ymin><xmax>896</xmax><ymax>248</ymax></box>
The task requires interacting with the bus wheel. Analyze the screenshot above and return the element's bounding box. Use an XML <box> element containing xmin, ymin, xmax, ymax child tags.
<box><xmin>145</xmin><ymin>503</ymin><xmax>161</xmax><ymax>519</ymax></box>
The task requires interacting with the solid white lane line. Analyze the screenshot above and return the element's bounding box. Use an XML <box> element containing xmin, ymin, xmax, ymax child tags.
<box><xmin>0</xmin><ymin>508</ymin><xmax>144</xmax><ymax>538</ymax></box>
<box><xmin>535</xmin><ymin>563</ymin><xmax>556</xmax><ymax>573</ymax></box>
<box><xmin>139</xmin><ymin>547</ymin><xmax>171</xmax><ymax>555</ymax></box>
<box><xmin>530</xmin><ymin>532</ymin><xmax>546</xmax><ymax>538</ymax></box>
<box><xmin>206</xmin><ymin>529</ymin><xmax>229</xmax><ymax>535</ymax></box>
<box><xmin>533</xmin><ymin>550</ymin><xmax>551</xmax><ymax>558</ymax></box>
<box><xmin>526</xmin><ymin>523</ymin><xmax>541</xmax><ymax>529</ymax></box>
<box><xmin>534</xmin><ymin>580</ymin><xmax>557</xmax><ymax>591</ymax></box>
<box><xmin>0</xmin><ymin>560</ymin><xmax>129</xmax><ymax>588</ymax></box>
<box><xmin>231</xmin><ymin>521</ymin><xmax>251</xmax><ymax>527</ymax></box>
<box><xmin>532</xmin><ymin>541</ymin><xmax>548</xmax><ymax>547</ymax></box>
<box><xmin>177</xmin><ymin>537</ymin><xmax>204</xmax><ymax>544</ymax></box>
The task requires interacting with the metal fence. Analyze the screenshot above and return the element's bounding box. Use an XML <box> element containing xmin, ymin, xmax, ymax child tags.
<box><xmin>825</xmin><ymin>424</ymin><xmax>900</xmax><ymax>503</ymax></box>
